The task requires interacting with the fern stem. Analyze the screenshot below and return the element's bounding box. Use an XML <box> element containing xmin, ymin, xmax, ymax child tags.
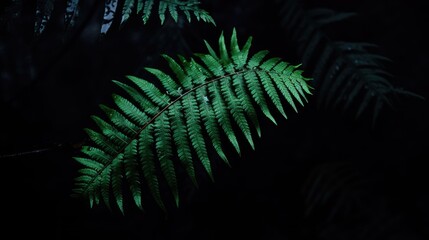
<box><xmin>0</xmin><ymin>144</ymin><xmax>64</xmax><ymax>159</ymax></box>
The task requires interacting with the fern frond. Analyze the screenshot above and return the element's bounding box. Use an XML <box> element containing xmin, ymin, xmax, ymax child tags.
<box><xmin>275</xmin><ymin>0</ymin><xmax>420</xmax><ymax>124</ymax></box>
<box><xmin>121</xmin><ymin>0</ymin><xmax>135</xmax><ymax>24</ymax></box>
<box><xmin>32</xmin><ymin>0</ymin><xmax>214</xmax><ymax>35</ymax></box>
<box><xmin>73</xmin><ymin>29</ymin><xmax>311</xmax><ymax>212</ymax></box>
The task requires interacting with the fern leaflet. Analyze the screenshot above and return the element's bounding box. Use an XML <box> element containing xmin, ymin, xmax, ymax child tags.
<box><xmin>73</xmin><ymin>29</ymin><xmax>312</xmax><ymax>212</ymax></box>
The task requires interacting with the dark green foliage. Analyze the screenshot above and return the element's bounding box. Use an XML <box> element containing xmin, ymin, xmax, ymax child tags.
<box><xmin>276</xmin><ymin>0</ymin><xmax>421</xmax><ymax>124</ymax></box>
<box><xmin>73</xmin><ymin>29</ymin><xmax>311</xmax><ymax>212</ymax></box>
<box><xmin>30</xmin><ymin>0</ymin><xmax>215</xmax><ymax>35</ymax></box>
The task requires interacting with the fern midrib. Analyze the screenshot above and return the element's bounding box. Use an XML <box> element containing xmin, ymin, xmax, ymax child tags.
<box><xmin>83</xmin><ymin>68</ymin><xmax>272</xmax><ymax>195</ymax></box>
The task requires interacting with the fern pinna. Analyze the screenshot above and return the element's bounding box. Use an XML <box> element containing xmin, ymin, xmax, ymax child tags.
<box><xmin>73</xmin><ymin>29</ymin><xmax>312</xmax><ymax>213</ymax></box>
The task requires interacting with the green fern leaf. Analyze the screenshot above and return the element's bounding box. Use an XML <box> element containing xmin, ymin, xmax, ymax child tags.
<box><xmin>121</xmin><ymin>0</ymin><xmax>135</xmax><ymax>24</ymax></box>
<box><xmin>144</xmin><ymin>0</ymin><xmax>154</xmax><ymax>24</ymax></box>
<box><xmin>169</xmin><ymin>100</ymin><xmax>197</xmax><ymax>186</ymax></box>
<box><xmin>145</xmin><ymin>67</ymin><xmax>180</xmax><ymax>96</ymax></box>
<box><xmin>123</xmin><ymin>140</ymin><xmax>143</xmax><ymax>210</ymax></box>
<box><xmin>154</xmin><ymin>113</ymin><xmax>179</xmax><ymax>206</ymax></box>
<box><xmin>232</xmin><ymin>73</ymin><xmax>261</xmax><ymax>137</ymax></box>
<box><xmin>100</xmin><ymin>105</ymin><xmax>138</xmax><ymax>135</ymax></box>
<box><xmin>137</xmin><ymin>0</ymin><xmax>144</xmax><ymax>15</ymax></box>
<box><xmin>168</xmin><ymin>2</ymin><xmax>179</xmax><ymax>22</ymax></box>
<box><xmin>257</xmin><ymin>70</ymin><xmax>288</xmax><ymax>119</ymax></box>
<box><xmin>158</xmin><ymin>1</ymin><xmax>168</xmax><ymax>24</ymax></box>
<box><xmin>111</xmin><ymin>156</ymin><xmax>124</xmax><ymax>214</ymax></box>
<box><xmin>32</xmin><ymin>0</ymin><xmax>214</xmax><ymax>35</ymax></box>
<box><xmin>198</xmin><ymin>84</ymin><xmax>230</xmax><ymax>165</ymax></box>
<box><xmin>184</xmin><ymin>92</ymin><xmax>213</xmax><ymax>180</ymax></box>
<box><xmin>84</xmin><ymin>128</ymin><xmax>118</xmax><ymax>155</ymax></box>
<box><xmin>139</xmin><ymin>126</ymin><xmax>166</xmax><ymax>211</ymax></box>
<box><xmin>74</xmin><ymin>29</ymin><xmax>311</xmax><ymax>212</ymax></box>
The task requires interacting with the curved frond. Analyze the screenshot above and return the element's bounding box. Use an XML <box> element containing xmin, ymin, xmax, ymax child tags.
<box><xmin>73</xmin><ymin>29</ymin><xmax>311</xmax><ymax>212</ymax></box>
<box><xmin>275</xmin><ymin>0</ymin><xmax>421</xmax><ymax>125</ymax></box>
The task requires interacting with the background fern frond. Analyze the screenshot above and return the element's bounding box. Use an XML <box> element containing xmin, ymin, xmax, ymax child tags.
<box><xmin>27</xmin><ymin>0</ymin><xmax>215</xmax><ymax>35</ymax></box>
<box><xmin>131</xmin><ymin>0</ymin><xmax>216</xmax><ymax>26</ymax></box>
<box><xmin>275</xmin><ymin>0</ymin><xmax>421</xmax><ymax>125</ymax></box>
<box><xmin>73</xmin><ymin>29</ymin><xmax>311</xmax><ymax>212</ymax></box>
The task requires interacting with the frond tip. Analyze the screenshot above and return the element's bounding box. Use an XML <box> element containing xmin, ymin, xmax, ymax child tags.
<box><xmin>73</xmin><ymin>28</ymin><xmax>312</xmax><ymax>213</ymax></box>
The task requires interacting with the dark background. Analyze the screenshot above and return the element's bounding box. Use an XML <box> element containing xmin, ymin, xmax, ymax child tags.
<box><xmin>1</xmin><ymin>0</ymin><xmax>428</xmax><ymax>239</ymax></box>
